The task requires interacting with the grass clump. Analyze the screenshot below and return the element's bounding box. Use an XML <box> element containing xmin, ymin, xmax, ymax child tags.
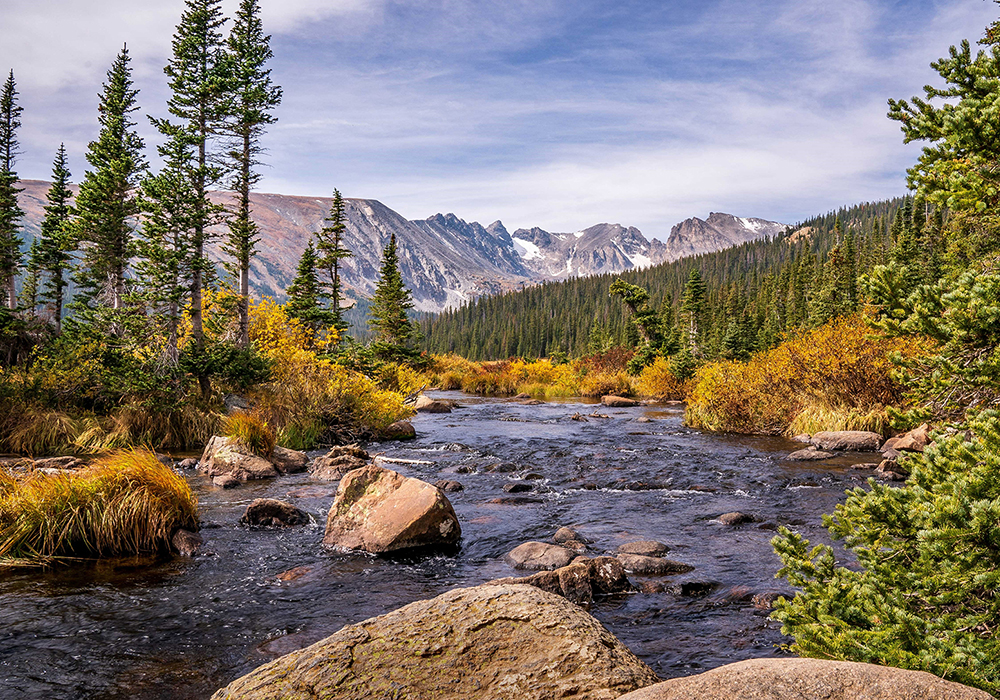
<box><xmin>0</xmin><ymin>450</ymin><xmax>198</xmax><ymax>566</ymax></box>
<box><xmin>222</xmin><ymin>413</ymin><xmax>275</xmax><ymax>457</ymax></box>
<box><xmin>579</xmin><ymin>370</ymin><xmax>634</xmax><ymax>398</ymax></box>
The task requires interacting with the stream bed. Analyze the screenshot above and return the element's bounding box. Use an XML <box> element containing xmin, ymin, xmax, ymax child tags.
<box><xmin>0</xmin><ymin>393</ymin><xmax>879</xmax><ymax>699</ymax></box>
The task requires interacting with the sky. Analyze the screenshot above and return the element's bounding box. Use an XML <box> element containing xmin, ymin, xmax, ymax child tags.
<box><xmin>2</xmin><ymin>0</ymin><xmax>998</xmax><ymax>240</ymax></box>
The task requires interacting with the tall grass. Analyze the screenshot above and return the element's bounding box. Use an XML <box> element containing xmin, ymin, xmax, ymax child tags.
<box><xmin>0</xmin><ymin>450</ymin><xmax>198</xmax><ymax>566</ymax></box>
<box><xmin>222</xmin><ymin>413</ymin><xmax>275</xmax><ymax>457</ymax></box>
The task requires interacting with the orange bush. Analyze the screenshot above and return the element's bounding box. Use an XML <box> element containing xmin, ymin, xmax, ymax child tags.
<box><xmin>636</xmin><ymin>358</ymin><xmax>690</xmax><ymax>401</ymax></box>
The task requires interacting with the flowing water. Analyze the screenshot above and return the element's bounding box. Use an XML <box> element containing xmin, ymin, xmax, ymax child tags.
<box><xmin>0</xmin><ymin>393</ymin><xmax>879</xmax><ymax>699</ymax></box>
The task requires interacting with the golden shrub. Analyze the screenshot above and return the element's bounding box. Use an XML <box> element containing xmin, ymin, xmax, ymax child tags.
<box><xmin>636</xmin><ymin>358</ymin><xmax>690</xmax><ymax>401</ymax></box>
<box><xmin>579</xmin><ymin>370</ymin><xmax>635</xmax><ymax>398</ymax></box>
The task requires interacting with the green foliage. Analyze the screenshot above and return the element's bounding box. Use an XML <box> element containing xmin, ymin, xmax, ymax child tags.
<box><xmin>285</xmin><ymin>239</ymin><xmax>332</xmax><ymax>338</ymax></box>
<box><xmin>179</xmin><ymin>340</ymin><xmax>271</xmax><ymax>391</ymax></box>
<box><xmin>315</xmin><ymin>189</ymin><xmax>353</xmax><ymax>340</ymax></box>
<box><xmin>37</xmin><ymin>144</ymin><xmax>75</xmax><ymax>332</ymax></box>
<box><xmin>0</xmin><ymin>70</ymin><xmax>24</xmax><ymax>310</ymax></box>
<box><xmin>368</xmin><ymin>232</ymin><xmax>415</xmax><ymax>354</ymax></box>
<box><xmin>772</xmin><ymin>411</ymin><xmax>1000</xmax><ymax>694</ymax></box>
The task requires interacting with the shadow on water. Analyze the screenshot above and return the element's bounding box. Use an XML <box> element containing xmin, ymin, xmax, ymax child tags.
<box><xmin>0</xmin><ymin>391</ymin><xmax>874</xmax><ymax>699</ymax></box>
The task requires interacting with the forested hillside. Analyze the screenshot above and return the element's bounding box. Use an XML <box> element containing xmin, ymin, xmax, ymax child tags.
<box><xmin>422</xmin><ymin>197</ymin><xmax>919</xmax><ymax>359</ymax></box>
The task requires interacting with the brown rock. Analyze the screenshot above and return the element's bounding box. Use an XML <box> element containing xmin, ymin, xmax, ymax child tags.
<box><xmin>718</xmin><ymin>512</ymin><xmax>755</xmax><ymax>526</ymax></box>
<box><xmin>433</xmin><ymin>479</ymin><xmax>464</xmax><ymax>492</ymax></box>
<box><xmin>617</xmin><ymin>552</ymin><xmax>694</xmax><ymax>575</ymax></box>
<box><xmin>519</xmin><ymin>398</ymin><xmax>545</xmax><ymax>405</ymax></box>
<box><xmin>271</xmin><ymin>446</ymin><xmax>308</xmax><ymax>474</ymax></box>
<box><xmin>850</xmin><ymin>463</ymin><xmax>879</xmax><ymax>470</ymax></box>
<box><xmin>171</xmin><ymin>528</ymin><xmax>203</xmax><ymax>556</ymax></box>
<box><xmin>503</xmin><ymin>482</ymin><xmax>533</xmax><ymax>493</ymax></box>
<box><xmin>505</xmin><ymin>541</ymin><xmax>576</xmax><ymax>570</ymax></box>
<box><xmin>414</xmin><ymin>395</ymin><xmax>455</xmax><ymax>413</ymax></box>
<box><xmin>810</xmin><ymin>430</ymin><xmax>883</xmax><ymax>452</ymax></box>
<box><xmin>323</xmin><ymin>465</ymin><xmax>460</xmax><ymax>553</ymax></box>
<box><xmin>571</xmin><ymin>412</ymin><xmax>589</xmax><ymax>421</ymax></box>
<box><xmin>177</xmin><ymin>458</ymin><xmax>198</xmax><ymax>469</ymax></box>
<box><xmin>894</xmin><ymin>423</ymin><xmax>933</xmax><ymax>452</ymax></box>
<box><xmin>554</xmin><ymin>526</ymin><xmax>590</xmax><ymax>544</ymax></box>
<box><xmin>513</xmin><ymin>392</ymin><xmax>531</xmax><ymax>399</ymax></box>
<box><xmin>561</xmin><ymin>539</ymin><xmax>588</xmax><ymax>554</ymax></box>
<box><xmin>488</xmin><ymin>496</ymin><xmax>544</xmax><ymax>505</ymax></box>
<box><xmin>786</xmin><ymin>448</ymin><xmax>834</xmax><ymax>461</ymax></box>
<box><xmin>490</xmin><ymin>557</ymin><xmax>632</xmax><ymax>603</ymax></box>
<box><xmin>602</xmin><ymin>395</ymin><xmax>639</xmax><ymax>407</ymax></box>
<box><xmin>213</xmin><ymin>474</ymin><xmax>240</xmax><ymax>489</ymax></box>
<box><xmin>240</xmin><ymin>498</ymin><xmax>309</xmax><ymax>527</ymax></box>
<box><xmin>876</xmin><ymin>458</ymin><xmax>909</xmax><ymax>481</ymax></box>
<box><xmin>790</xmin><ymin>434</ymin><xmax>812</xmax><ymax>444</ymax></box>
<box><xmin>617</xmin><ymin>540</ymin><xmax>670</xmax><ymax>557</ymax></box>
<box><xmin>382</xmin><ymin>420</ymin><xmax>416</xmax><ymax>440</ymax></box>
<box><xmin>199</xmin><ymin>436</ymin><xmax>279</xmax><ymax>480</ymax></box>
<box><xmin>309</xmin><ymin>453</ymin><xmax>368</xmax><ymax>481</ymax></box>
<box><xmin>210</xmin><ymin>584</ymin><xmax>659</xmax><ymax>700</ymax></box>
<box><xmin>615</xmin><ymin>658</ymin><xmax>992</xmax><ymax>700</ymax></box>
<box><xmin>33</xmin><ymin>456</ymin><xmax>85</xmax><ymax>470</ymax></box>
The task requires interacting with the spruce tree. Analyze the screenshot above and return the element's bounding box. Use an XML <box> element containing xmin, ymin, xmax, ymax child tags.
<box><xmin>137</xmin><ymin>130</ymin><xmax>201</xmax><ymax>355</ymax></box>
<box><xmin>18</xmin><ymin>238</ymin><xmax>41</xmax><ymax>312</ymax></box>
<box><xmin>0</xmin><ymin>70</ymin><xmax>23</xmax><ymax>310</ymax></box>
<box><xmin>368</xmin><ymin>232</ymin><xmax>414</xmax><ymax>352</ymax></box>
<box><xmin>224</xmin><ymin>0</ymin><xmax>281</xmax><ymax>349</ymax></box>
<box><xmin>285</xmin><ymin>239</ymin><xmax>331</xmax><ymax>340</ymax></box>
<box><xmin>680</xmin><ymin>269</ymin><xmax>707</xmax><ymax>355</ymax></box>
<box><xmin>315</xmin><ymin>189</ymin><xmax>353</xmax><ymax>341</ymax></box>
<box><xmin>74</xmin><ymin>46</ymin><xmax>147</xmax><ymax>312</ymax></box>
<box><xmin>38</xmin><ymin>144</ymin><xmax>75</xmax><ymax>333</ymax></box>
<box><xmin>162</xmin><ymin>0</ymin><xmax>230</xmax><ymax>397</ymax></box>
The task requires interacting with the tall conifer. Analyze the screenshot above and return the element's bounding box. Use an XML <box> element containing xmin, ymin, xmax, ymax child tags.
<box><xmin>224</xmin><ymin>0</ymin><xmax>281</xmax><ymax>349</ymax></box>
<box><xmin>0</xmin><ymin>70</ymin><xmax>24</xmax><ymax>310</ymax></box>
<box><xmin>74</xmin><ymin>46</ymin><xmax>147</xmax><ymax>312</ymax></box>
<box><xmin>368</xmin><ymin>232</ymin><xmax>414</xmax><ymax>350</ymax></box>
<box><xmin>316</xmin><ymin>189</ymin><xmax>353</xmax><ymax>341</ymax></box>
<box><xmin>286</xmin><ymin>239</ymin><xmax>331</xmax><ymax>340</ymax></box>
<box><xmin>38</xmin><ymin>144</ymin><xmax>75</xmax><ymax>333</ymax></box>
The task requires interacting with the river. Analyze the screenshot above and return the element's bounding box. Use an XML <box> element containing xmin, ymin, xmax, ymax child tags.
<box><xmin>0</xmin><ymin>393</ymin><xmax>876</xmax><ymax>699</ymax></box>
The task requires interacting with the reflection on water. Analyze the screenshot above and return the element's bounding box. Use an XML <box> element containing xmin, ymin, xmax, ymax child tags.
<box><xmin>0</xmin><ymin>393</ymin><xmax>873</xmax><ymax>699</ymax></box>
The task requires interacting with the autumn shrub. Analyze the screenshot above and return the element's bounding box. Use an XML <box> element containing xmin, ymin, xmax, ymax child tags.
<box><xmin>376</xmin><ymin>362</ymin><xmax>424</xmax><ymax>396</ymax></box>
<box><xmin>635</xmin><ymin>358</ymin><xmax>689</xmax><ymax>401</ymax></box>
<box><xmin>0</xmin><ymin>450</ymin><xmax>198</xmax><ymax>566</ymax></box>
<box><xmin>460</xmin><ymin>361</ymin><xmax>520</xmax><ymax>395</ymax></box>
<box><xmin>687</xmin><ymin>315</ymin><xmax>924</xmax><ymax>435</ymax></box>
<box><xmin>579</xmin><ymin>370</ymin><xmax>635</xmax><ymax>398</ymax></box>
<box><xmin>577</xmin><ymin>347</ymin><xmax>635</xmax><ymax>374</ymax></box>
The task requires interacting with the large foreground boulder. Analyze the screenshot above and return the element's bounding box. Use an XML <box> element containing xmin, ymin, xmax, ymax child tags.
<box><xmin>810</xmin><ymin>431</ymin><xmax>882</xmax><ymax>452</ymax></box>
<box><xmin>210</xmin><ymin>584</ymin><xmax>659</xmax><ymax>700</ymax></box>
<box><xmin>199</xmin><ymin>436</ymin><xmax>278</xmax><ymax>480</ymax></box>
<box><xmin>323</xmin><ymin>465</ymin><xmax>460</xmax><ymax>553</ymax></box>
<box><xmin>615</xmin><ymin>658</ymin><xmax>991</xmax><ymax>700</ymax></box>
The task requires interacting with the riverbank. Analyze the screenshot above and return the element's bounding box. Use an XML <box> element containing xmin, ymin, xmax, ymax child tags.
<box><xmin>0</xmin><ymin>392</ymin><xmax>883</xmax><ymax>699</ymax></box>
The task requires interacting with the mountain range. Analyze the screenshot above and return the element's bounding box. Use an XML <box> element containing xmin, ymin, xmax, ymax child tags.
<box><xmin>15</xmin><ymin>180</ymin><xmax>788</xmax><ymax>312</ymax></box>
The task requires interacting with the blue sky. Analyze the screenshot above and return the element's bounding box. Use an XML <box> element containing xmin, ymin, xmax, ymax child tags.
<box><xmin>2</xmin><ymin>0</ymin><xmax>998</xmax><ymax>239</ymax></box>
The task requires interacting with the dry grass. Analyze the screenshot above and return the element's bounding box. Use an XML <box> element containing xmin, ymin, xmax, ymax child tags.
<box><xmin>0</xmin><ymin>450</ymin><xmax>198</xmax><ymax>566</ymax></box>
<box><xmin>579</xmin><ymin>370</ymin><xmax>635</xmax><ymax>398</ymax></box>
<box><xmin>222</xmin><ymin>413</ymin><xmax>275</xmax><ymax>457</ymax></box>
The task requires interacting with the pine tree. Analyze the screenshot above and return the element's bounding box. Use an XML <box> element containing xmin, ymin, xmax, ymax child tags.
<box><xmin>315</xmin><ymin>189</ymin><xmax>353</xmax><ymax>341</ymax></box>
<box><xmin>38</xmin><ymin>144</ymin><xmax>75</xmax><ymax>333</ymax></box>
<box><xmin>368</xmin><ymin>232</ymin><xmax>414</xmax><ymax>352</ymax></box>
<box><xmin>137</xmin><ymin>129</ymin><xmax>201</xmax><ymax>355</ymax></box>
<box><xmin>224</xmin><ymin>0</ymin><xmax>281</xmax><ymax>349</ymax></box>
<box><xmin>73</xmin><ymin>46</ymin><xmax>147</xmax><ymax>312</ymax></box>
<box><xmin>285</xmin><ymin>239</ymin><xmax>331</xmax><ymax>339</ymax></box>
<box><xmin>680</xmin><ymin>269</ymin><xmax>707</xmax><ymax>356</ymax></box>
<box><xmin>162</xmin><ymin>0</ymin><xmax>230</xmax><ymax>397</ymax></box>
<box><xmin>18</xmin><ymin>238</ymin><xmax>41</xmax><ymax>312</ymax></box>
<box><xmin>0</xmin><ymin>70</ymin><xmax>24</xmax><ymax>310</ymax></box>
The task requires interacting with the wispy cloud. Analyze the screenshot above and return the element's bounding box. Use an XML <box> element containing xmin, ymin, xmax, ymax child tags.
<box><xmin>2</xmin><ymin>0</ymin><xmax>997</xmax><ymax>238</ymax></box>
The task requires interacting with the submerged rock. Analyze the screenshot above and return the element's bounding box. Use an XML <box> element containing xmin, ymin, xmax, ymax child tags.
<box><xmin>323</xmin><ymin>465</ymin><xmax>460</xmax><ymax>553</ymax></box>
<box><xmin>382</xmin><ymin>420</ymin><xmax>416</xmax><ymax>440</ymax></box>
<box><xmin>617</xmin><ymin>553</ymin><xmax>694</xmax><ymax>575</ymax></box>
<box><xmin>617</xmin><ymin>540</ymin><xmax>670</xmax><ymax>557</ymax></box>
<box><xmin>615</xmin><ymin>658</ymin><xmax>992</xmax><ymax>700</ymax></box>
<box><xmin>433</xmin><ymin>479</ymin><xmax>464</xmax><ymax>492</ymax></box>
<box><xmin>554</xmin><ymin>526</ymin><xmax>591</xmax><ymax>544</ymax></box>
<box><xmin>199</xmin><ymin>436</ymin><xmax>279</xmax><ymax>480</ymax></box>
<box><xmin>240</xmin><ymin>499</ymin><xmax>309</xmax><ymax>527</ymax></box>
<box><xmin>718</xmin><ymin>512</ymin><xmax>756</xmax><ymax>526</ymax></box>
<box><xmin>503</xmin><ymin>482</ymin><xmax>533</xmax><ymax>493</ymax></box>
<box><xmin>171</xmin><ymin>528</ymin><xmax>203</xmax><ymax>557</ymax></box>
<box><xmin>505</xmin><ymin>541</ymin><xmax>576</xmax><ymax>570</ymax></box>
<box><xmin>213</xmin><ymin>474</ymin><xmax>240</xmax><ymax>489</ymax></box>
<box><xmin>810</xmin><ymin>430</ymin><xmax>883</xmax><ymax>452</ymax></box>
<box><xmin>786</xmin><ymin>448</ymin><xmax>835</xmax><ymax>461</ymax></box>
<box><xmin>210</xmin><ymin>584</ymin><xmax>659</xmax><ymax>700</ymax></box>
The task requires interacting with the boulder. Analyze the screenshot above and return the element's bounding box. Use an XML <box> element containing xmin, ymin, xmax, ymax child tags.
<box><xmin>177</xmin><ymin>458</ymin><xmax>198</xmax><ymax>469</ymax></box>
<box><xmin>503</xmin><ymin>482</ymin><xmax>533</xmax><ymax>493</ymax></box>
<box><xmin>171</xmin><ymin>528</ymin><xmax>203</xmax><ymax>556</ymax></box>
<box><xmin>433</xmin><ymin>479</ymin><xmax>464</xmax><ymax>492</ymax></box>
<box><xmin>894</xmin><ymin>423</ymin><xmax>933</xmax><ymax>452</ymax></box>
<box><xmin>617</xmin><ymin>540</ymin><xmax>670</xmax><ymax>557</ymax></box>
<box><xmin>490</xmin><ymin>557</ymin><xmax>633</xmax><ymax>603</ymax></box>
<box><xmin>786</xmin><ymin>448</ymin><xmax>834</xmax><ymax>461</ymax></box>
<box><xmin>505</xmin><ymin>541</ymin><xmax>576</xmax><ymax>570</ymax></box>
<box><xmin>614</xmin><ymin>658</ymin><xmax>992</xmax><ymax>700</ymax></box>
<box><xmin>718</xmin><ymin>512</ymin><xmax>755</xmax><ymax>526</ymax></box>
<box><xmin>213</xmin><ymin>474</ymin><xmax>240</xmax><ymax>489</ymax></box>
<box><xmin>513</xmin><ymin>392</ymin><xmax>531</xmax><ymax>399</ymax></box>
<box><xmin>240</xmin><ymin>499</ymin><xmax>309</xmax><ymax>527</ymax></box>
<box><xmin>810</xmin><ymin>430</ymin><xmax>883</xmax><ymax>452</ymax></box>
<box><xmin>519</xmin><ymin>398</ymin><xmax>545</xmax><ymax>405</ymax></box>
<box><xmin>199</xmin><ymin>436</ymin><xmax>279</xmax><ymax>481</ymax></box>
<box><xmin>602</xmin><ymin>395</ymin><xmax>638</xmax><ymax>407</ymax></box>
<box><xmin>271</xmin><ymin>446</ymin><xmax>308</xmax><ymax>474</ymax></box>
<box><xmin>790</xmin><ymin>433</ymin><xmax>812</xmax><ymax>444</ymax></box>
<box><xmin>210</xmin><ymin>584</ymin><xmax>659</xmax><ymax>700</ymax></box>
<box><xmin>414</xmin><ymin>395</ymin><xmax>454</xmax><ymax>413</ymax></box>
<box><xmin>560</xmin><ymin>539</ymin><xmax>588</xmax><ymax>554</ymax></box>
<box><xmin>309</xmin><ymin>454</ymin><xmax>367</xmax><ymax>481</ymax></box>
<box><xmin>876</xmin><ymin>458</ymin><xmax>909</xmax><ymax>481</ymax></box>
<box><xmin>617</xmin><ymin>552</ymin><xmax>694</xmax><ymax>575</ymax></box>
<box><xmin>382</xmin><ymin>420</ymin><xmax>416</xmax><ymax>440</ymax></box>
<box><xmin>554</xmin><ymin>526</ymin><xmax>591</xmax><ymax>544</ymax></box>
<box><xmin>323</xmin><ymin>465</ymin><xmax>460</xmax><ymax>553</ymax></box>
